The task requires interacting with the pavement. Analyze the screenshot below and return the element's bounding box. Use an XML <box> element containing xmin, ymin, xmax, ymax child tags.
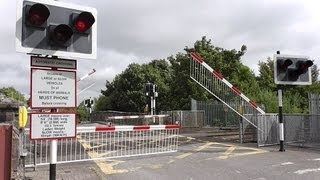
<box><xmin>25</xmin><ymin>133</ymin><xmax>320</xmax><ymax>180</ymax></box>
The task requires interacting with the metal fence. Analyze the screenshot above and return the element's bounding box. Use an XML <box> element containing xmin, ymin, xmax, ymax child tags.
<box><xmin>160</xmin><ymin>110</ymin><xmax>205</xmax><ymax>128</ymax></box>
<box><xmin>284</xmin><ymin>114</ymin><xmax>320</xmax><ymax>148</ymax></box>
<box><xmin>309</xmin><ymin>93</ymin><xmax>320</xmax><ymax>115</ymax></box>
<box><xmin>244</xmin><ymin>114</ymin><xmax>320</xmax><ymax>148</ymax></box>
<box><xmin>244</xmin><ymin>114</ymin><xmax>279</xmax><ymax>147</ymax></box>
<box><xmin>191</xmin><ymin>99</ymin><xmax>261</xmax><ymax>127</ymax></box>
<box><xmin>24</xmin><ymin>125</ymin><xmax>180</xmax><ymax>167</ymax></box>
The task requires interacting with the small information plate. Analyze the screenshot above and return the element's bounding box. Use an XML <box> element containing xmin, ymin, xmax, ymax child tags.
<box><xmin>31</xmin><ymin>56</ymin><xmax>77</xmax><ymax>69</ymax></box>
<box><xmin>31</xmin><ymin>68</ymin><xmax>76</xmax><ymax>108</ymax></box>
<box><xmin>30</xmin><ymin>113</ymin><xmax>76</xmax><ymax>140</ymax></box>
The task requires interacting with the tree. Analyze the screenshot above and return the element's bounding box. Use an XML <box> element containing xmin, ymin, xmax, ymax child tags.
<box><xmin>168</xmin><ymin>53</ymin><xmax>209</xmax><ymax>110</ymax></box>
<box><xmin>99</xmin><ymin>59</ymin><xmax>172</xmax><ymax>113</ymax></box>
<box><xmin>0</xmin><ymin>86</ymin><xmax>26</xmax><ymax>104</ymax></box>
<box><xmin>170</xmin><ymin>36</ymin><xmax>250</xmax><ymax>109</ymax></box>
<box><xmin>257</xmin><ymin>57</ymin><xmax>276</xmax><ymax>91</ymax></box>
<box><xmin>93</xmin><ymin>95</ymin><xmax>111</xmax><ymax>111</ymax></box>
<box><xmin>97</xmin><ymin>36</ymin><xmax>258</xmax><ymax>113</ymax></box>
<box><xmin>77</xmin><ymin>101</ymin><xmax>89</xmax><ymax>122</ymax></box>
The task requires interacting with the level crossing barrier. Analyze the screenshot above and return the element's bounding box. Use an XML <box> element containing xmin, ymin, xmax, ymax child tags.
<box><xmin>104</xmin><ymin>114</ymin><xmax>169</xmax><ymax>125</ymax></box>
<box><xmin>91</xmin><ymin>113</ymin><xmax>169</xmax><ymax>125</ymax></box>
<box><xmin>24</xmin><ymin>124</ymin><xmax>180</xmax><ymax>167</ymax></box>
<box><xmin>189</xmin><ymin>52</ymin><xmax>265</xmax><ymax>131</ymax></box>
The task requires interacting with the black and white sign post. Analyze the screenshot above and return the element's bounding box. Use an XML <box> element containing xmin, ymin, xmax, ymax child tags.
<box><xmin>277</xmin><ymin>86</ymin><xmax>285</xmax><ymax>152</ymax></box>
<box><xmin>276</xmin><ymin>51</ymin><xmax>285</xmax><ymax>152</ymax></box>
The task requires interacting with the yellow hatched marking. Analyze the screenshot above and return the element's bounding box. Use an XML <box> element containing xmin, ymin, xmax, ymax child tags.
<box><xmin>176</xmin><ymin>142</ymin><xmax>214</xmax><ymax>159</ymax></box>
<box><xmin>77</xmin><ymin>135</ymin><xmax>128</xmax><ymax>175</ymax></box>
<box><xmin>217</xmin><ymin>146</ymin><xmax>236</xmax><ymax>160</ymax></box>
<box><xmin>227</xmin><ymin>148</ymin><xmax>267</xmax><ymax>158</ymax></box>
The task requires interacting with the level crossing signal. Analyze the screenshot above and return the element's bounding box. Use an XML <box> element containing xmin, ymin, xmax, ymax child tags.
<box><xmin>144</xmin><ymin>83</ymin><xmax>158</xmax><ymax>97</ymax></box>
<box><xmin>274</xmin><ymin>54</ymin><xmax>313</xmax><ymax>85</ymax></box>
<box><xmin>85</xmin><ymin>98</ymin><xmax>94</xmax><ymax>108</ymax></box>
<box><xmin>16</xmin><ymin>0</ymin><xmax>97</xmax><ymax>59</ymax></box>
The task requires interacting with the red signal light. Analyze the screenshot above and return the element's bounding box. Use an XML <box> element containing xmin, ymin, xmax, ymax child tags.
<box><xmin>27</xmin><ymin>3</ymin><xmax>50</xmax><ymax>26</ymax></box>
<box><xmin>73</xmin><ymin>12</ymin><xmax>95</xmax><ymax>32</ymax></box>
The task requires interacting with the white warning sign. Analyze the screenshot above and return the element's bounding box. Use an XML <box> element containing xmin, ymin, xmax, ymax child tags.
<box><xmin>30</xmin><ymin>113</ymin><xmax>76</xmax><ymax>140</ymax></box>
<box><xmin>31</xmin><ymin>68</ymin><xmax>76</xmax><ymax>108</ymax></box>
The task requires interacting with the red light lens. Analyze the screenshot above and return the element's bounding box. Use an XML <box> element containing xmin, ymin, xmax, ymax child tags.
<box><xmin>73</xmin><ymin>12</ymin><xmax>95</xmax><ymax>32</ymax></box>
<box><xmin>27</xmin><ymin>3</ymin><xmax>50</xmax><ymax>26</ymax></box>
<box><xmin>74</xmin><ymin>20</ymin><xmax>88</xmax><ymax>32</ymax></box>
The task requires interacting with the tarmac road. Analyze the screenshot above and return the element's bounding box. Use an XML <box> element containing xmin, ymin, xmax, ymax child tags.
<box><xmin>25</xmin><ymin>134</ymin><xmax>320</xmax><ymax>180</ymax></box>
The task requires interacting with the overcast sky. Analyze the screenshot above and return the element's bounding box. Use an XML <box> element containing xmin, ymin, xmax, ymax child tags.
<box><xmin>1</xmin><ymin>0</ymin><xmax>320</xmax><ymax>103</ymax></box>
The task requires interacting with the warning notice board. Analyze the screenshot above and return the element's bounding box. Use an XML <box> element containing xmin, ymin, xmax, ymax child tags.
<box><xmin>30</xmin><ymin>113</ymin><xmax>76</xmax><ymax>140</ymax></box>
<box><xmin>31</xmin><ymin>68</ymin><xmax>76</xmax><ymax>108</ymax></box>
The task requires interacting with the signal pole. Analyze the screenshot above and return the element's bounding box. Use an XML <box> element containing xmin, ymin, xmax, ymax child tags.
<box><xmin>145</xmin><ymin>83</ymin><xmax>158</xmax><ymax>115</ymax></box>
<box><xmin>276</xmin><ymin>51</ymin><xmax>285</xmax><ymax>152</ymax></box>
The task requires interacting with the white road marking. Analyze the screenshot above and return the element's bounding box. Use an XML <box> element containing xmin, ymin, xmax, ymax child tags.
<box><xmin>294</xmin><ymin>168</ymin><xmax>320</xmax><ymax>175</ymax></box>
<box><xmin>281</xmin><ymin>162</ymin><xmax>294</xmax><ymax>166</ymax></box>
<box><xmin>272</xmin><ymin>162</ymin><xmax>294</xmax><ymax>167</ymax></box>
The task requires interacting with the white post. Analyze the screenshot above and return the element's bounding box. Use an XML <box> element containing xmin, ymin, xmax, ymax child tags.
<box><xmin>50</xmin><ymin>140</ymin><xmax>57</xmax><ymax>163</ymax></box>
<box><xmin>150</xmin><ymin>96</ymin><xmax>154</xmax><ymax>115</ymax></box>
<box><xmin>50</xmin><ymin>139</ymin><xmax>57</xmax><ymax>180</ymax></box>
<box><xmin>153</xmin><ymin>97</ymin><xmax>156</xmax><ymax>115</ymax></box>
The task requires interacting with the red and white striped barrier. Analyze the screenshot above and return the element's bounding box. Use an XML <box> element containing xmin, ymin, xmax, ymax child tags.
<box><xmin>77</xmin><ymin>124</ymin><xmax>180</xmax><ymax>133</ymax></box>
<box><xmin>105</xmin><ymin>114</ymin><xmax>169</xmax><ymax>120</ymax></box>
<box><xmin>190</xmin><ymin>52</ymin><xmax>265</xmax><ymax>114</ymax></box>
